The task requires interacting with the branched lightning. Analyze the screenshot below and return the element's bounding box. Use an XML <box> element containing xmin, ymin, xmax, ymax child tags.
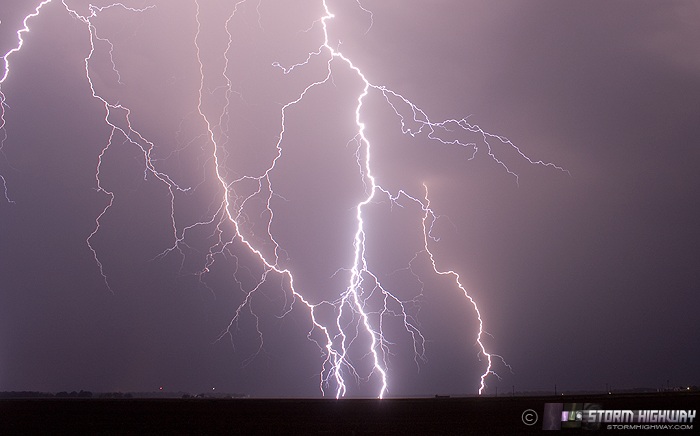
<box><xmin>1</xmin><ymin>0</ymin><xmax>55</xmax><ymax>203</ymax></box>
<box><xmin>1</xmin><ymin>0</ymin><xmax>566</xmax><ymax>397</ymax></box>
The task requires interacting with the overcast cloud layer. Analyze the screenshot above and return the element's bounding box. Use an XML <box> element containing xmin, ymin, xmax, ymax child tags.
<box><xmin>0</xmin><ymin>1</ymin><xmax>698</xmax><ymax>397</ymax></box>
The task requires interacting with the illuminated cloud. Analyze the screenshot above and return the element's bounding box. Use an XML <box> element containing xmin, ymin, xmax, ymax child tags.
<box><xmin>0</xmin><ymin>1</ymin><xmax>697</xmax><ymax>397</ymax></box>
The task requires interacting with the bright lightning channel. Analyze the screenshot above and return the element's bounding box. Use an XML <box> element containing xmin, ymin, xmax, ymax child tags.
<box><xmin>1</xmin><ymin>1</ymin><xmax>54</xmax><ymax>203</ymax></box>
<box><xmin>0</xmin><ymin>0</ymin><xmax>567</xmax><ymax>398</ymax></box>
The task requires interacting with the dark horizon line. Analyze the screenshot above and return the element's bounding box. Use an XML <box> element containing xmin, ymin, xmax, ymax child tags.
<box><xmin>1</xmin><ymin>386</ymin><xmax>697</xmax><ymax>400</ymax></box>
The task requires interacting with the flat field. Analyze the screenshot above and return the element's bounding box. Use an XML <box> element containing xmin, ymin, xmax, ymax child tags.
<box><xmin>1</xmin><ymin>392</ymin><xmax>697</xmax><ymax>434</ymax></box>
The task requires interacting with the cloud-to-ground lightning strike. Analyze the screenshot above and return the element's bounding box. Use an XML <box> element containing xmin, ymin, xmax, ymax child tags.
<box><xmin>0</xmin><ymin>0</ymin><xmax>54</xmax><ymax>203</ymax></box>
<box><xmin>1</xmin><ymin>1</ymin><xmax>566</xmax><ymax>397</ymax></box>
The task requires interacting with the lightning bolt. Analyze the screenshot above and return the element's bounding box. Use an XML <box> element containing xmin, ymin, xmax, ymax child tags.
<box><xmin>1</xmin><ymin>1</ymin><xmax>566</xmax><ymax>397</ymax></box>
<box><xmin>1</xmin><ymin>0</ymin><xmax>55</xmax><ymax>203</ymax></box>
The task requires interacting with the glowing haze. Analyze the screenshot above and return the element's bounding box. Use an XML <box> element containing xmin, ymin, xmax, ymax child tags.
<box><xmin>1</xmin><ymin>1</ymin><xmax>698</xmax><ymax>397</ymax></box>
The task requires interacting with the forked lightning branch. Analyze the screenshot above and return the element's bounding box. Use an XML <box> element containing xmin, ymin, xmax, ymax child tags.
<box><xmin>0</xmin><ymin>1</ymin><xmax>565</xmax><ymax>397</ymax></box>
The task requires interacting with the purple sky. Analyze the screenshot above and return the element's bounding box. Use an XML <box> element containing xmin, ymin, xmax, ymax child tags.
<box><xmin>0</xmin><ymin>0</ymin><xmax>698</xmax><ymax>398</ymax></box>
